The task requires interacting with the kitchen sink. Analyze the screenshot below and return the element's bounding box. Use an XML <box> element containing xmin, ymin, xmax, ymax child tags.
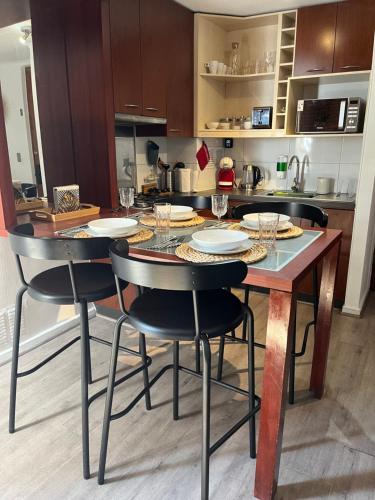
<box><xmin>265</xmin><ymin>191</ymin><xmax>316</xmax><ymax>199</ymax></box>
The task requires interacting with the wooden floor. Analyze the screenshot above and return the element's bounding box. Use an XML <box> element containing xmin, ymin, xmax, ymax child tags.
<box><xmin>1</xmin><ymin>291</ymin><xmax>375</xmax><ymax>500</ymax></box>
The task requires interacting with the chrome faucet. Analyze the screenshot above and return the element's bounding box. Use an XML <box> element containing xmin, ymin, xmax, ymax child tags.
<box><xmin>300</xmin><ymin>154</ymin><xmax>309</xmax><ymax>192</ymax></box>
<box><xmin>289</xmin><ymin>155</ymin><xmax>301</xmax><ymax>192</ymax></box>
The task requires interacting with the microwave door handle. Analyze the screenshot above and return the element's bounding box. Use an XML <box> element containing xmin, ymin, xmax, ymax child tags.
<box><xmin>338</xmin><ymin>100</ymin><xmax>347</xmax><ymax>130</ymax></box>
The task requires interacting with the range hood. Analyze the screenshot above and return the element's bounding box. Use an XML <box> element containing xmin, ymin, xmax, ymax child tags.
<box><xmin>115</xmin><ymin>112</ymin><xmax>167</xmax><ymax>125</ymax></box>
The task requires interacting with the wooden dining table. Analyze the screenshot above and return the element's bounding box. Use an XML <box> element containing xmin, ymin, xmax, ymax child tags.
<box><xmin>21</xmin><ymin>209</ymin><xmax>342</xmax><ymax>499</ymax></box>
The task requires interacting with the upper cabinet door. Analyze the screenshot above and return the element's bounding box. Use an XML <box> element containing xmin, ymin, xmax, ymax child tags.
<box><xmin>110</xmin><ymin>0</ymin><xmax>142</xmax><ymax>114</ymax></box>
<box><xmin>166</xmin><ymin>1</ymin><xmax>194</xmax><ymax>136</ymax></box>
<box><xmin>140</xmin><ymin>0</ymin><xmax>168</xmax><ymax>117</ymax></box>
<box><xmin>294</xmin><ymin>3</ymin><xmax>338</xmax><ymax>77</ymax></box>
<box><xmin>333</xmin><ymin>0</ymin><xmax>375</xmax><ymax>73</ymax></box>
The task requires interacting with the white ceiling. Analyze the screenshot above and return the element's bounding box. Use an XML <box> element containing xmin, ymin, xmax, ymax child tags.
<box><xmin>0</xmin><ymin>22</ymin><xmax>31</xmax><ymax>64</ymax></box>
<box><xmin>176</xmin><ymin>0</ymin><xmax>340</xmax><ymax>16</ymax></box>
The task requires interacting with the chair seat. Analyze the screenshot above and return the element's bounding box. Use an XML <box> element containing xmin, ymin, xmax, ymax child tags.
<box><xmin>28</xmin><ymin>263</ymin><xmax>126</xmax><ymax>305</ymax></box>
<box><xmin>129</xmin><ymin>288</ymin><xmax>244</xmax><ymax>341</ymax></box>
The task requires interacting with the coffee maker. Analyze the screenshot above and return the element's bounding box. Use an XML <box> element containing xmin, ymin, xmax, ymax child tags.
<box><xmin>217</xmin><ymin>157</ymin><xmax>235</xmax><ymax>190</ymax></box>
<box><xmin>240</xmin><ymin>164</ymin><xmax>263</xmax><ymax>190</ymax></box>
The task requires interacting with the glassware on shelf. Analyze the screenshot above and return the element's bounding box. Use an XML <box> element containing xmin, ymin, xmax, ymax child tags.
<box><xmin>211</xmin><ymin>194</ymin><xmax>228</xmax><ymax>222</ymax></box>
<box><xmin>265</xmin><ymin>50</ymin><xmax>276</xmax><ymax>73</ymax></box>
<box><xmin>119</xmin><ymin>187</ymin><xmax>135</xmax><ymax>217</ymax></box>
<box><xmin>229</xmin><ymin>42</ymin><xmax>241</xmax><ymax>75</ymax></box>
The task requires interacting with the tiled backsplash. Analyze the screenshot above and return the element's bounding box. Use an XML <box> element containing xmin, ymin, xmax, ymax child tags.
<box><xmin>115</xmin><ymin>134</ymin><xmax>363</xmax><ymax>195</ymax></box>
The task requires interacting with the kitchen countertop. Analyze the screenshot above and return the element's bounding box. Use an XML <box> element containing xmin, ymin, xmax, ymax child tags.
<box><xmin>174</xmin><ymin>189</ymin><xmax>355</xmax><ymax>210</ymax></box>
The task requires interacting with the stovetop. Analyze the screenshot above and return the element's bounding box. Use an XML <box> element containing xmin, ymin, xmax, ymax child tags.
<box><xmin>134</xmin><ymin>192</ymin><xmax>161</xmax><ymax>208</ymax></box>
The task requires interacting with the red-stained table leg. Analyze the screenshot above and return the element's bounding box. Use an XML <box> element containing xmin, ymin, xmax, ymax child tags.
<box><xmin>310</xmin><ymin>240</ymin><xmax>340</xmax><ymax>398</ymax></box>
<box><xmin>254</xmin><ymin>290</ymin><xmax>296</xmax><ymax>500</ymax></box>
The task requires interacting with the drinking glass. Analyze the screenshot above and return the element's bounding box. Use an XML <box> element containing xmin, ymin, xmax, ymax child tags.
<box><xmin>154</xmin><ymin>202</ymin><xmax>171</xmax><ymax>240</ymax></box>
<box><xmin>119</xmin><ymin>187</ymin><xmax>135</xmax><ymax>217</ymax></box>
<box><xmin>211</xmin><ymin>194</ymin><xmax>228</xmax><ymax>222</ymax></box>
<box><xmin>264</xmin><ymin>50</ymin><xmax>276</xmax><ymax>73</ymax></box>
<box><xmin>258</xmin><ymin>212</ymin><xmax>280</xmax><ymax>250</ymax></box>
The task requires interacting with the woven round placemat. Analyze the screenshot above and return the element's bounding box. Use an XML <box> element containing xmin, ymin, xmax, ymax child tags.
<box><xmin>73</xmin><ymin>228</ymin><xmax>154</xmax><ymax>243</ymax></box>
<box><xmin>175</xmin><ymin>242</ymin><xmax>267</xmax><ymax>264</ymax></box>
<box><xmin>140</xmin><ymin>215</ymin><xmax>205</xmax><ymax>228</ymax></box>
<box><xmin>227</xmin><ymin>223</ymin><xmax>304</xmax><ymax>240</ymax></box>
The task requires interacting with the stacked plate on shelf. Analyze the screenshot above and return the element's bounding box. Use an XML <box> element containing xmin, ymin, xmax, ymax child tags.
<box><xmin>240</xmin><ymin>213</ymin><xmax>293</xmax><ymax>231</ymax></box>
<box><xmin>170</xmin><ymin>206</ymin><xmax>197</xmax><ymax>221</ymax></box>
<box><xmin>189</xmin><ymin>229</ymin><xmax>252</xmax><ymax>255</ymax></box>
<box><xmin>87</xmin><ymin>218</ymin><xmax>140</xmax><ymax>238</ymax></box>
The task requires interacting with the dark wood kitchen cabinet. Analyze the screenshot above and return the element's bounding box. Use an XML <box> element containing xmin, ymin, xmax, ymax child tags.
<box><xmin>109</xmin><ymin>0</ymin><xmax>194</xmax><ymax>134</ymax></box>
<box><xmin>333</xmin><ymin>0</ymin><xmax>375</xmax><ymax>73</ymax></box>
<box><xmin>140</xmin><ymin>0</ymin><xmax>169</xmax><ymax>118</ymax></box>
<box><xmin>110</xmin><ymin>0</ymin><xmax>142</xmax><ymax>114</ymax></box>
<box><xmin>166</xmin><ymin>0</ymin><xmax>194</xmax><ymax>136</ymax></box>
<box><xmin>294</xmin><ymin>3</ymin><xmax>338</xmax><ymax>76</ymax></box>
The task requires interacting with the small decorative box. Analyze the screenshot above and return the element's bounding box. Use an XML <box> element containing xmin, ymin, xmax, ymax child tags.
<box><xmin>53</xmin><ymin>184</ymin><xmax>80</xmax><ymax>213</ymax></box>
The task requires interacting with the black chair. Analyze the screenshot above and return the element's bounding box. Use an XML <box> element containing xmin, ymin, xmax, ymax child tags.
<box><xmin>8</xmin><ymin>224</ymin><xmax>151</xmax><ymax>479</ymax></box>
<box><xmin>98</xmin><ymin>240</ymin><xmax>260</xmax><ymax>499</ymax></box>
<box><xmin>223</xmin><ymin>202</ymin><xmax>328</xmax><ymax>404</ymax></box>
<box><xmin>168</xmin><ymin>195</ymin><xmax>211</xmax><ymax>210</ymax></box>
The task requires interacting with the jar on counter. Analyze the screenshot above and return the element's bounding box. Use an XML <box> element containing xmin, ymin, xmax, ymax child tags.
<box><xmin>219</xmin><ymin>117</ymin><xmax>231</xmax><ymax>130</ymax></box>
<box><xmin>232</xmin><ymin>117</ymin><xmax>241</xmax><ymax>130</ymax></box>
<box><xmin>243</xmin><ymin>116</ymin><xmax>252</xmax><ymax>130</ymax></box>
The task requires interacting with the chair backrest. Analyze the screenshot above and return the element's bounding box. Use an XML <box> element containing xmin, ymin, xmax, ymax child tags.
<box><xmin>232</xmin><ymin>202</ymin><xmax>328</xmax><ymax>227</ymax></box>
<box><xmin>168</xmin><ymin>196</ymin><xmax>211</xmax><ymax>210</ymax></box>
<box><xmin>8</xmin><ymin>223</ymin><xmax>113</xmax><ymax>261</ymax></box>
<box><xmin>110</xmin><ymin>240</ymin><xmax>247</xmax><ymax>291</ymax></box>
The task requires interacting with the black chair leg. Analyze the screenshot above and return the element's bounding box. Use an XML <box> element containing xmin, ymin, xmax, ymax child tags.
<box><xmin>173</xmin><ymin>341</ymin><xmax>179</xmax><ymax>421</ymax></box>
<box><xmin>195</xmin><ymin>337</ymin><xmax>201</xmax><ymax>374</ymax></box>
<box><xmin>245</xmin><ymin>306</ymin><xmax>256</xmax><ymax>458</ymax></box>
<box><xmin>86</xmin><ymin>333</ymin><xmax>93</xmax><ymax>385</ymax></box>
<box><xmin>242</xmin><ymin>286</ymin><xmax>250</xmax><ymax>340</ymax></box>
<box><xmin>9</xmin><ymin>286</ymin><xmax>27</xmax><ymax>434</ymax></box>
<box><xmin>201</xmin><ymin>335</ymin><xmax>211</xmax><ymax>500</ymax></box>
<box><xmin>288</xmin><ymin>309</ymin><xmax>297</xmax><ymax>405</ymax></box>
<box><xmin>98</xmin><ymin>315</ymin><xmax>124</xmax><ymax>485</ymax></box>
<box><xmin>216</xmin><ymin>336</ymin><xmax>225</xmax><ymax>381</ymax></box>
<box><xmin>79</xmin><ymin>301</ymin><xmax>90</xmax><ymax>479</ymax></box>
<box><xmin>139</xmin><ymin>333</ymin><xmax>151</xmax><ymax>411</ymax></box>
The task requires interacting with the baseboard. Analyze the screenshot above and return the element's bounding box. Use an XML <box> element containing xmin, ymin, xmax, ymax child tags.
<box><xmin>0</xmin><ymin>304</ymin><xmax>96</xmax><ymax>367</ymax></box>
<box><xmin>342</xmin><ymin>290</ymin><xmax>370</xmax><ymax>317</ymax></box>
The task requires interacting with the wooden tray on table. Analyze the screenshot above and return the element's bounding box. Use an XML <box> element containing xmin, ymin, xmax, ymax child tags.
<box><xmin>30</xmin><ymin>204</ymin><xmax>100</xmax><ymax>222</ymax></box>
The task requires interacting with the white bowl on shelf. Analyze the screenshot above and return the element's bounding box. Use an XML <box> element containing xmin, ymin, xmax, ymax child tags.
<box><xmin>88</xmin><ymin>218</ymin><xmax>138</xmax><ymax>236</ymax></box>
<box><xmin>206</xmin><ymin>122</ymin><xmax>219</xmax><ymax>130</ymax></box>
<box><xmin>192</xmin><ymin>229</ymin><xmax>248</xmax><ymax>251</ymax></box>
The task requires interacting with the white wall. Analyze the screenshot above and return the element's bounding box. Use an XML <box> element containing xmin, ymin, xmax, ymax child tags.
<box><xmin>343</xmin><ymin>45</ymin><xmax>375</xmax><ymax>316</ymax></box>
<box><xmin>0</xmin><ymin>59</ymin><xmax>35</xmax><ymax>183</ymax></box>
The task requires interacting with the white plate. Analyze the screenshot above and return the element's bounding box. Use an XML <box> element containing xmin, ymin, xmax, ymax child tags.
<box><xmin>189</xmin><ymin>239</ymin><xmax>253</xmax><ymax>255</ymax></box>
<box><xmin>240</xmin><ymin>220</ymin><xmax>293</xmax><ymax>232</ymax></box>
<box><xmin>171</xmin><ymin>211</ymin><xmax>197</xmax><ymax>221</ymax></box>
<box><xmin>243</xmin><ymin>213</ymin><xmax>290</xmax><ymax>227</ymax></box>
<box><xmin>192</xmin><ymin>229</ymin><xmax>248</xmax><ymax>251</ymax></box>
<box><xmin>86</xmin><ymin>227</ymin><xmax>141</xmax><ymax>238</ymax></box>
<box><xmin>88</xmin><ymin>217</ymin><xmax>138</xmax><ymax>236</ymax></box>
<box><xmin>170</xmin><ymin>205</ymin><xmax>194</xmax><ymax>214</ymax></box>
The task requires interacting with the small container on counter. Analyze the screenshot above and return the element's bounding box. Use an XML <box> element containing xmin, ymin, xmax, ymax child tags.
<box><xmin>276</xmin><ymin>155</ymin><xmax>288</xmax><ymax>179</ymax></box>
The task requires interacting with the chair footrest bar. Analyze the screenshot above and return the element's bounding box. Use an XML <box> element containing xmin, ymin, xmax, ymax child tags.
<box><xmin>209</xmin><ymin>408</ymin><xmax>259</xmax><ymax>456</ymax></box>
<box><xmin>111</xmin><ymin>364</ymin><xmax>173</xmax><ymax>421</ymax></box>
<box><xmin>223</xmin><ymin>334</ymin><xmax>265</xmax><ymax>350</ymax></box>
<box><xmin>294</xmin><ymin>320</ymin><xmax>315</xmax><ymax>358</ymax></box>
<box><xmin>17</xmin><ymin>336</ymin><xmax>80</xmax><ymax>378</ymax></box>
<box><xmin>88</xmin><ymin>355</ymin><xmax>152</xmax><ymax>407</ymax></box>
<box><xmin>89</xmin><ymin>335</ymin><xmax>145</xmax><ymax>359</ymax></box>
<box><xmin>109</xmin><ymin>362</ymin><xmax>261</xmax><ymax>423</ymax></box>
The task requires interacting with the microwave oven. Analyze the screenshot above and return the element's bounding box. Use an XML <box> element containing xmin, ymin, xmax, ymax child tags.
<box><xmin>295</xmin><ymin>97</ymin><xmax>365</xmax><ymax>134</ymax></box>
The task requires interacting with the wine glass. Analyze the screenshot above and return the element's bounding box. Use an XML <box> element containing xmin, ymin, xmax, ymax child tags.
<box><xmin>119</xmin><ymin>187</ymin><xmax>134</xmax><ymax>217</ymax></box>
<box><xmin>211</xmin><ymin>194</ymin><xmax>228</xmax><ymax>222</ymax></box>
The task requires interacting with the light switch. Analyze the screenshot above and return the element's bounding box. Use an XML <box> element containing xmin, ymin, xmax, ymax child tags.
<box><xmin>16</xmin><ymin>153</ymin><xmax>22</xmax><ymax>162</ymax></box>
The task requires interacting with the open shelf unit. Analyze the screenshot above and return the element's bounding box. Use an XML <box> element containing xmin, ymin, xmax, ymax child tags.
<box><xmin>194</xmin><ymin>10</ymin><xmax>297</xmax><ymax>137</ymax></box>
<box><xmin>285</xmin><ymin>70</ymin><xmax>371</xmax><ymax>135</ymax></box>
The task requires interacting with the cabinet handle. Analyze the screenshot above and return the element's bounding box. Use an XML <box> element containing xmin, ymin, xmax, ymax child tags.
<box><xmin>340</xmin><ymin>65</ymin><xmax>361</xmax><ymax>70</ymax></box>
<box><xmin>124</xmin><ymin>104</ymin><xmax>139</xmax><ymax>108</ymax></box>
<box><xmin>169</xmin><ymin>128</ymin><xmax>182</xmax><ymax>132</ymax></box>
<box><xmin>145</xmin><ymin>107</ymin><xmax>158</xmax><ymax>111</ymax></box>
<box><xmin>307</xmin><ymin>68</ymin><xmax>325</xmax><ymax>72</ymax></box>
